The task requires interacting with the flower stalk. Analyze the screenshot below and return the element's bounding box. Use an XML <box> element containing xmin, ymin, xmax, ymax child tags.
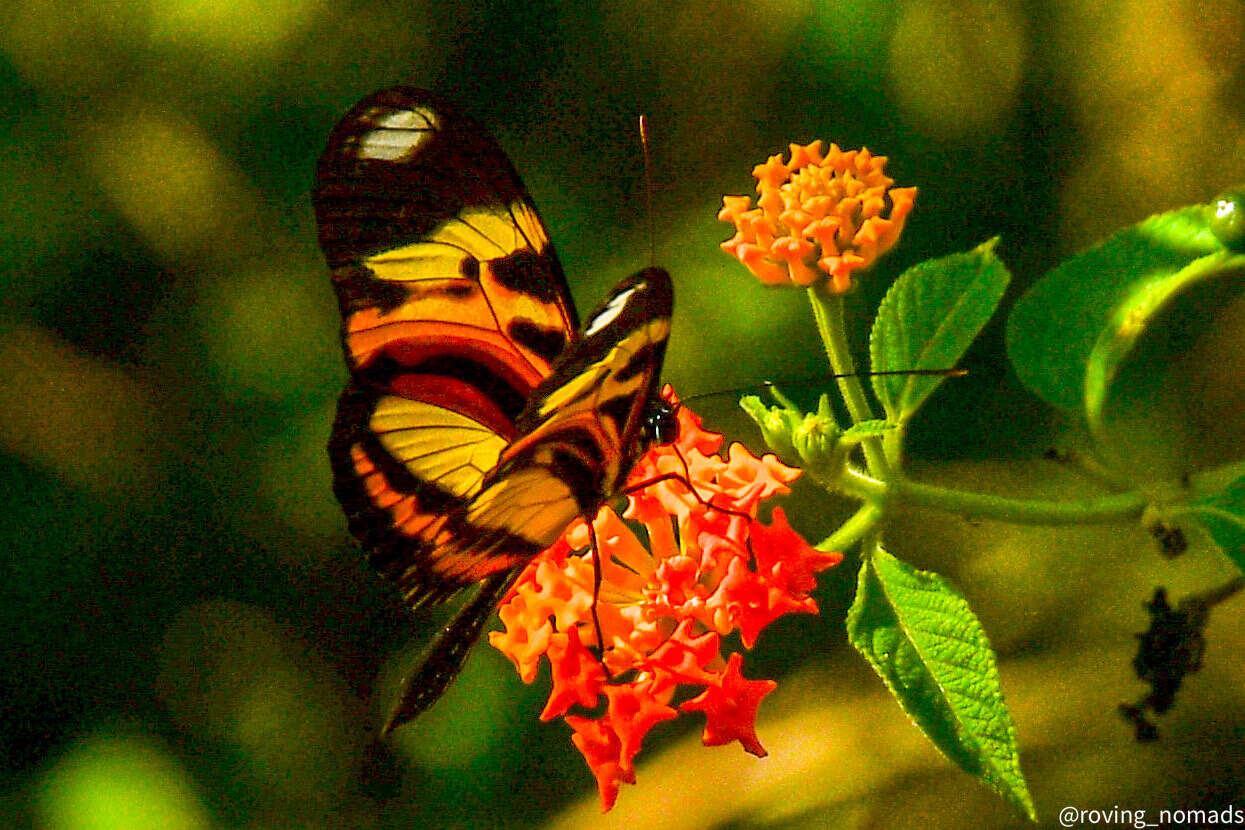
<box><xmin>806</xmin><ymin>282</ymin><xmax>890</xmax><ymax>476</ymax></box>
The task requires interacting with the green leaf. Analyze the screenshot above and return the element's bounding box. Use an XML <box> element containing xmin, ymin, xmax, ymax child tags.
<box><xmin>1180</xmin><ymin>475</ymin><xmax>1245</xmax><ymax>572</ymax></box>
<box><xmin>870</xmin><ymin>239</ymin><xmax>1010</xmax><ymax>421</ymax></box>
<box><xmin>847</xmin><ymin>545</ymin><xmax>1036</xmax><ymax>821</ymax></box>
<box><xmin>1083</xmin><ymin>250</ymin><xmax>1245</xmax><ymax>445</ymax></box>
<box><xmin>1006</xmin><ymin>205</ymin><xmax>1226</xmax><ymax>414</ymax></box>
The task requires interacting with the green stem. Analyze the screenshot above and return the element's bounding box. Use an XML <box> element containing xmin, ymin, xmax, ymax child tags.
<box><xmin>816</xmin><ymin>502</ymin><xmax>884</xmax><ymax>552</ymax></box>
<box><xmin>826</xmin><ymin>458</ymin><xmax>1245</xmax><ymax>527</ymax></box>
<box><xmin>807</xmin><ymin>283</ymin><xmax>889</xmax><ymax>476</ymax></box>
<box><xmin>1187</xmin><ymin>458</ymin><xmax>1245</xmax><ymax>495</ymax></box>
<box><xmin>842</xmin><ymin>469</ymin><xmax>1147</xmax><ymax>525</ymax></box>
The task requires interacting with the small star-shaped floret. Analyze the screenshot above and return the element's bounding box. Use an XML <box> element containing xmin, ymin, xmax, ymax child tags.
<box><xmin>681</xmin><ymin>652</ymin><xmax>777</xmax><ymax>756</ymax></box>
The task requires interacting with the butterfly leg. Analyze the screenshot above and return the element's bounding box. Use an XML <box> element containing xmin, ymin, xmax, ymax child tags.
<box><xmin>586</xmin><ymin>515</ymin><xmax>607</xmax><ymax>659</ymax></box>
<box><xmin>624</xmin><ymin>444</ymin><xmax>758</xmax><ymax>559</ymax></box>
<box><xmin>625</xmin><ymin>444</ymin><xmax>756</xmax><ymax>529</ymax></box>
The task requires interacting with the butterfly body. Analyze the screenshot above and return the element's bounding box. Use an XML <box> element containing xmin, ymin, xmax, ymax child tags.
<box><xmin>313</xmin><ymin>87</ymin><xmax>672</xmax><ymax>730</ymax></box>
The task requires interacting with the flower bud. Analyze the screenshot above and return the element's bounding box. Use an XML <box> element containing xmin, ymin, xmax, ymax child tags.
<box><xmin>740</xmin><ymin>395</ymin><xmax>799</xmax><ymax>459</ymax></box>
<box><xmin>791</xmin><ymin>396</ymin><xmax>848</xmax><ymax>477</ymax></box>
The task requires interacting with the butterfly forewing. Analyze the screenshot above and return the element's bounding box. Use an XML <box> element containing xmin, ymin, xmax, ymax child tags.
<box><xmin>315</xmin><ymin>87</ymin><xmax>580</xmax><ymax>606</ymax></box>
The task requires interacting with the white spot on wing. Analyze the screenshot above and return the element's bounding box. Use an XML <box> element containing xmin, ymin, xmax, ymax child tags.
<box><xmin>375</xmin><ymin>110</ymin><xmax>428</xmax><ymax>129</ymax></box>
<box><xmin>584</xmin><ymin>286</ymin><xmax>638</xmax><ymax>336</ymax></box>
<box><xmin>356</xmin><ymin>107</ymin><xmax>438</xmax><ymax>161</ymax></box>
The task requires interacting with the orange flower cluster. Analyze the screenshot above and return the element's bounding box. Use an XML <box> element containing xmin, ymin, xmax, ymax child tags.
<box><xmin>719</xmin><ymin>141</ymin><xmax>917</xmax><ymax>292</ymax></box>
<box><xmin>488</xmin><ymin>388</ymin><xmax>842</xmax><ymax>810</ymax></box>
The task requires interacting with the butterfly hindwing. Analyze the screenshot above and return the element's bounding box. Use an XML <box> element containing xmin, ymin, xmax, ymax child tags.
<box><xmin>381</xmin><ymin>269</ymin><xmax>672</xmax><ymax>732</ymax></box>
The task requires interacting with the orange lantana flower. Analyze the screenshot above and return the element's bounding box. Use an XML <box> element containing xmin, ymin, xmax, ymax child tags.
<box><xmin>719</xmin><ymin>141</ymin><xmax>917</xmax><ymax>292</ymax></box>
<box><xmin>488</xmin><ymin>387</ymin><xmax>841</xmax><ymax>810</ymax></box>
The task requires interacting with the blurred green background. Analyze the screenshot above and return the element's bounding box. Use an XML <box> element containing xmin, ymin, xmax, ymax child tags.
<box><xmin>4</xmin><ymin>0</ymin><xmax>1245</xmax><ymax>827</ymax></box>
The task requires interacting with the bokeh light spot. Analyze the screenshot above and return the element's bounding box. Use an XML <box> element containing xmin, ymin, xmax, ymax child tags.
<box><xmin>146</xmin><ymin>0</ymin><xmax>327</xmax><ymax>62</ymax></box>
<box><xmin>34</xmin><ymin>732</ymin><xmax>211</xmax><ymax>830</ymax></box>
<box><xmin>195</xmin><ymin>264</ymin><xmax>339</xmax><ymax>403</ymax></box>
<box><xmin>887</xmin><ymin>0</ymin><xmax>1027</xmax><ymax>140</ymax></box>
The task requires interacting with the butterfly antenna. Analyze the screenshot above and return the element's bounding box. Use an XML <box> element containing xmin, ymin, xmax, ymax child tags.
<box><xmin>676</xmin><ymin>367</ymin><xmax>968</xmax><ymax>407</ymax></box>
<box><xmin>639</xmin><ymin>114</ymin><xmax>656</xmax><ymax>265</ymax></box>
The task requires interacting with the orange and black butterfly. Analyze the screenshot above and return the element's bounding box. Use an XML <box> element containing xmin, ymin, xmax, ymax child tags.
<box><xmin>313</xmin><ymin>87</ymin><xmax>674</xmax><ymax>734</ymax></box>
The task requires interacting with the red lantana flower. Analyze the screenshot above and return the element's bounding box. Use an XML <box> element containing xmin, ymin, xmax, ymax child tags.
<box><xmin>719</xmin><ymin>141</ymin><xmax>917</xmax><ymax>292</ymax></box>
<box><xmin>488</xmin><ymin>387</ymin><xmax>841</xmax><ymax>811</ymax></box>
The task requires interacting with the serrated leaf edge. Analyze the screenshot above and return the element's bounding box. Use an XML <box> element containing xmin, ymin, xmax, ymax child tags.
<box><xmin>851</xmin><ymin>551</ymin><xmax>1036</xmax><ymax>819</ymax></box>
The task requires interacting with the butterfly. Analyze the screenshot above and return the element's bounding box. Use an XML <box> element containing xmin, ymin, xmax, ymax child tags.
<box><xmin>312</xmin><ymin>87</ymin><xmax>677</xmax><ymax>734</ymax></box>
